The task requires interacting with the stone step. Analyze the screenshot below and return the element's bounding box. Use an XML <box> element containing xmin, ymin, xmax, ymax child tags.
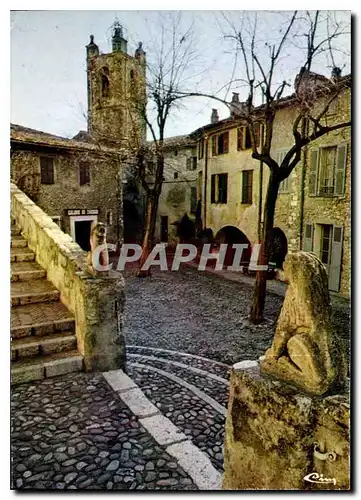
<box><xmin>11</xmin><ymin>261</ymin><xmax>46</xmax><ymax>282</ymax></box>
<box><xmin>11</xmin><ymin>226</ymin><xmax>21</xmax><ymax>236</ymax></box>
<box><xmin>11</xmin><ymin>332</ymin><xmax>77</xmax><ymax>361</ymax></box>
<box><xmin>11</xmin><ymin>279</ymin><xmax>60</xmax><ymax>306</ymax></box>
<box><xmin>11</xmin><ymin>301</ymin><xmax>75</xmax><ymax>339</ymax></box>
<box><xmin>11</xmin><ymin>247</ymin><xmax>35</xmax><ymax>263</ymax></box>
<box><xmin>11</xmin><ymin>236</ymin><xmax>28</xmax><ymax>248</ymax></box>
<box><xmin>11</xmin><ymin>351</ymin><xmax>84</xmax><ymax>385</ymax></box>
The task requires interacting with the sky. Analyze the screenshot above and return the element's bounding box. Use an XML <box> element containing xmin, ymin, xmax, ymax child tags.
<box><xmin>10</xmin><ymin>10</ymin><xmax>351</xmax><ymax>140</ymax></box>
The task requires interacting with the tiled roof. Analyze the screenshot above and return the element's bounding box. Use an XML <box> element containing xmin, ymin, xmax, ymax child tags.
<box><xmin>10</xmin><ymin>124</ymin><xmax>119</xmax><ymax>153</ymax></box>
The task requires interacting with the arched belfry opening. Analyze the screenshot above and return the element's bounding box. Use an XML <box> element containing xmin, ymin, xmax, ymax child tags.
<box><xmin>100</xmin><ymin>67</ymin><xmax>110</xmax><ymax>98</ymax></box>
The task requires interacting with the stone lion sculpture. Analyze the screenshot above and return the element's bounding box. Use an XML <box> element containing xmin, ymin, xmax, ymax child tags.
<box><xmin>88</xmin><ymin>222</ymin><xmax>109</xmax><ymax>272</ymax></box>
<box><xmin>260</xmin><ymin>251</ymin><xmax>347</xmax><ymax>396</ymax></box>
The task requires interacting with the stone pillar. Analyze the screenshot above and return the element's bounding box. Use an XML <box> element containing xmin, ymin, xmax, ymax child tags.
<box><xmin>223</xmin><ymin>363</ymin><xmax>350</xmax><ymax>491</ymax></box>
<box><xmin>80</xmin><ymin>270</ymin><xmax>126</xmax><ymax>372</ymax></box>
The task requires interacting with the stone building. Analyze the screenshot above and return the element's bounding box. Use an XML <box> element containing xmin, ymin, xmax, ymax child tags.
<box><xmin>10</xmin><ymin>124</ymin><xmax>123</xmax><ymax>248</ymax></box>
<box><xmin>150</xmin><ymin>135</ymin><xmax>198</xmax><ymax>244</ymax></box>
<box><xmin>11</xmin><ymin>22</ymin><xmax>147</xmax><ymax>250</ymax></box>
<box><xmin>187</xmin><ymin>74</ymin><xmax>351</xmax><ymax>296</ymax></box>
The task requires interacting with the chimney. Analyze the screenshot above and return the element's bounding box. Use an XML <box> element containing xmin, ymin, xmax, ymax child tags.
<box><xmin>331</xmin><ymin>67</ymin><xmax>342</xmax><ymax>80</ymax></box>
<box><xmin>231</xmin><ymin>93</ymin><xmax>240</xmax><ymax>103</ymax></box>
<box><xmin>211</xmin><ymin>109</ymin><xmax>219</xmax><ymax>124</ymax></box>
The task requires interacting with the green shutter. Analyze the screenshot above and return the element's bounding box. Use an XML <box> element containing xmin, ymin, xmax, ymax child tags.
<box><xmin>303</xmin><ymin>223</ymin><xmax>314</xmax><ymax>252</ymax></box>
<box><xmin>309</xmin><ymin>149</ymin><xmax>319</xmax><ymax>196</ymax></box>
<box><xmin>335</xmin><ymin>144</ymin><xmax>347</xmax><ymax>196</ymax></box>
<box><xmin>328</xmin><ymin>225</ymin><xmax>344</xmax><ymax>292</ymax></box>
<box><xmin>212</xmin><ymin>136</ymin><xmax>216</xmax><ymax>156</ymax></box>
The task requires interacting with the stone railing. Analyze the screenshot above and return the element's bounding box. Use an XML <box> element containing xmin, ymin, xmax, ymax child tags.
<box><xmin>11</xmin><ymin>182</ymin><xmax>126</xmax><ymax>372</ymax></box>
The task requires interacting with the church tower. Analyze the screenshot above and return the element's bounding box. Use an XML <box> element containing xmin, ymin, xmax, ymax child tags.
<box><xmin>86</xmin><ymin>21</ymin><xmax>146</xmax><ymax>147</ymax></box>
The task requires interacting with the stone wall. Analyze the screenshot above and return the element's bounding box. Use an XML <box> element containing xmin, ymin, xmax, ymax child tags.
<box><xmin>11</xmin><ymin>148</ymin><xmax>122</xmax><ymax>244</ymax></box>
<box><xmin>223</xmin><ymin>364</ymin><xmax>350</xmax><ymax>491</ymax></box>
<box><xmin>11</xmin><ymin>182</ymin><xmax>126</xmax><ymax>372</ymax></box>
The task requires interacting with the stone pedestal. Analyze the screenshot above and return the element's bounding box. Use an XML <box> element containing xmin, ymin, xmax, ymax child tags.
<box><xmin>223</xmin><ymin>363</ymin><xmax>350</xmax><ymax>491</ymax></box>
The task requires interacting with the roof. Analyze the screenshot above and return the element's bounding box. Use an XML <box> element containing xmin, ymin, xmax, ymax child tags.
<box><xmin>190</xmin><ymin>73</ymin><xmax>351</xmax><ymax>138</ymax></box>
<box><xmin>10</xmin><ymin>124</ymin><xmax>120</xmax><ymax>154</ymax></box>
<box><xmin>147</xmin><ymin>134</ymin><xmax>196</xmax><ymax>150</ymax></box>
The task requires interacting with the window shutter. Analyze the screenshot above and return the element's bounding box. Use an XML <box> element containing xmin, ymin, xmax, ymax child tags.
<box><xmin>190</xmin><ymin>187</ymin><xmax>197</xmax><ymax>213</ymax></box>
<box><xmin>186</xmin><ymin>157</ymin><xmax>192</xmax><ymax>170</ymax></box>
<box><xmin>237</xmin><ymin>128</ymin><xmax>244</xmax><ymax>150</ymax></box>
<box><xmin>328</xmin><ymin>226</ymin><xmax>344</xmax><ymax>292</ymax></box>
<box><xmin>303</xmin><ymin>223</ymin><xmax>314</xmax><ymax>252</ymax></box>
<box><xmin>224</xmin><ymin>132</ymin><xmax>229</xmax><ymax>154</ymax></box>
<box><xmin>309</xmin><ymin>149</ymin><xmax>319</xmax><ymax>196</ymax></box>
<box><xmin>192</xmin><ymin>156</ymin><xmax>197</xmax><ymax>170</ymax></box>
<box><xmin>335</xmin><ymin>144</ymin><xmax>347</xmax><ymax>196</ymax></box>
<box><xmin>211</xmin><ymin>175</ymin><xmax>216</xmax><ymax>203</ymax></box>
<box><xmin>212</xmin><ymin>136</ymin><xmax>216</xmax><ymax>156</ymax></box>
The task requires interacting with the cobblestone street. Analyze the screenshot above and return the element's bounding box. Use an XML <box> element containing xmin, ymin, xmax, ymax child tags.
<box><xmin>12</xmin><ymin>267</ymin><xmax>350</xmax><ymax>490</ymax></box>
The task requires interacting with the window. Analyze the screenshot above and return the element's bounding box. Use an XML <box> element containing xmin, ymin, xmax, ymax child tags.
<box><xmin>100</xmin><ymin>67</ymin><xmax>110</xmax><ymax>98</ymax></box>
<box><xmin>198</xmin><ymin>139</ymin><xmax>204</xmax><ymax>159</ymax></box>
<box><xmin>130</xmin><ymin>69</ymin><xmax>135</xmax><ymax>80</ymax></box>
<box><xmin>106</xmin><ymin>211</ymin><xmax>113</xmax><ymax>225</ymax></box>
<box><xmin>321</xmin><ymin>224</ymin><xmax>332</xmax><ymax>265</ymax></box>
<box><xmin>174</xmin><ymin>172</ymin><xmax>178</xmax><ymax>179</ymax></box>
<box><xmin>241</xmin><ymin>170</ymin><xmax>253</xmax><ymax>204</ymax></box>
<box><xmin>211</xmin><ymin>131</ymin><xmax>229</xmax><ymax>156</ymax></box>
<box><xmin>309</xmin><ymin>144</ymin><xmax>347</xmax><ymax>197</ymax></box>
<box><xmin>319</xmin><ymin>146</ymin><xmax>337</xmax><ymax>195</ymax></box>
<box><xmin>192</xmin><ymin>156</ymin><xmax>197</xmax><ymax>170</ymax></box>
<box><xmin>190</xmin><ymin>187</ymin><xmax>197</xmax><ymax>213</ymax></box>
<box><xmin>174</xmin><ymin>150</ymin><xmax>178</xmax><ymax>157</ymax></box>
<box><xmin>79</xmin><ymin>162</ymin><xmax>90</xmax><ymax>186</ymax></box>
<box><xmin>211</xmin><ymin>173</ymin><xmax>228</xmax><ymax>203</ymax></box>
<box><xmin>40</xmin><ymin>157</ymin><xmax>54</xmax><ymax>184</ymax></box>
<box><xmin>237</xmin><ymin>123</ymin><xmax>261</xmax><ymax>150</ymax></box>
<box><xmin>278</xmin><ymin>151</ymin><xmax>291</xmax><ymax>193</ymax></box>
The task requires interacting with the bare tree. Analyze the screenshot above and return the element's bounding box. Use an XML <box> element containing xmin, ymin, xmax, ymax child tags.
<box><xmin>126</xmin><ymin>12</ymin><xmax>201</xmax><ymax>277</ymax></box>
<box><xmin>177</xmin><ymin>10</ymin><xmax>350</xmax><ymax>323</ymax></box>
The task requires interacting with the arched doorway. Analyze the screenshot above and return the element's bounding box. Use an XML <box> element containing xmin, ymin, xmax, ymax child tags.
<box><xmin>215</xmin><ymin>226</ymin><xmax>251</xmax><ymax>268</ymax></box>
<box><xmin>266</xmin><ymin>227</ymin><xmax>288</xmax><ymax>269</ymax></box>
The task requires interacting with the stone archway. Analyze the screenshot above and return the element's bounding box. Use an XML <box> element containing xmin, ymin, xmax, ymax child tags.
<box><xmin>215</xmin><ymin>226</ymin><xmax>252</xmax><ymax>268</ymax></box>
<box><xmin>266</xmin><ymin>227</ymin><xmax>288</xmax><ymax>269</ymax></box>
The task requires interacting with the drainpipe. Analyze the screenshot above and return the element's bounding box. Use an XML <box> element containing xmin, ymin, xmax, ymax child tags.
<box><xmin>203</xmin><ymin>135</ymin><xmax>209</xmax><ymax>229</ymax></box>
<box><xmin>298</xmin><ymin>118</ymin><xmax>309</xmax><ymax>249</ymax></box>
<box><xmin>258</xmin><ymin>160</ymin><xmax>263</xmax><ymax>241</ymax></box>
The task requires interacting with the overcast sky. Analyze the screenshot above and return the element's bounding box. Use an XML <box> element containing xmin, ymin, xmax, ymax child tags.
<box><xmin>10</xmin><ymin>10</ymin><xmax>351</xmax><ymax>140</ymax></box>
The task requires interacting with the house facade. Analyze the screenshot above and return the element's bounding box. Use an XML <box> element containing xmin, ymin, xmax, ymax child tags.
<box><xmin>188</xmin><ymin>79</ymin><xmax>351</xmax><ymax>296</ymax></box>
<box><xmin>151</xmin><ymin>136</ymin><xmax>198</xmax><ymax>244</ymax></box>
<box><xmin>10</xmin><ymin>124</ymin><xmax>123</xmax><ymax>248</ymax></box>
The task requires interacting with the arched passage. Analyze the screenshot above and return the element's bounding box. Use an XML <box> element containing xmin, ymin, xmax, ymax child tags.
<box><xmin>266</xmin><ymin>227</ymin><xmax>288</xmax><ymax>269</ymax></box>
<box><xmin>215</xmin><ymin>226</ymin><xmax>252</xmax><ymax>268</ymax></box>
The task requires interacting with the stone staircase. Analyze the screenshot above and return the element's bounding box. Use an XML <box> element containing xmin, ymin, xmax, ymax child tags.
<box><xmin>11</xmin><ymin>221</ymin><xmax>84</xmax><ymax>384</ymax></box>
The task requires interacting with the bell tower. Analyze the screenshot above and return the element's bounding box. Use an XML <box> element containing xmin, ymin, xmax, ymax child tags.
<box><xmin>86</xmin><ymin>21</ymin><xmax>146</xmax><ymax>147</ymax></box>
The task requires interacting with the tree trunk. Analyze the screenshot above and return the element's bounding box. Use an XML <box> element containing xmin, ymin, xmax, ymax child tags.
<box><xmin>136</xmin><ymin>154</ymin><xmax>164</xmax><ymax>278</ymax></box>
<box><xmin>249</xmin><ymin>171</ymin><xmax>280</xmax><ymax>324</ymax></box>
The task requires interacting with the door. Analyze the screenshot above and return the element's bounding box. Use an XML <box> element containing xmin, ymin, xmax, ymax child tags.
<box><xmin>75</xmin><ymin>220</ymin><xmax>92</xmax><ymax>251</ymax></box>
<box><xmin>160</xmin><ymin>216</ymin><xmax>168</xmax><ymax>242</ymax></box>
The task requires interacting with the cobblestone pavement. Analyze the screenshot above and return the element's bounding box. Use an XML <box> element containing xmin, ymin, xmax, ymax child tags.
<box><xmin>11</xmin><ymin>373</ymin><xmax>197</xmax><ymax>491</ymax></box>
<box><xmin>124</xmin><ymin>266</ymin><xmax>350</xmax><ymax>364</ymax></box>
<box><xmin>12</xmin><ymin>266</ymin><xmax>350</xmax><ymax>491</ymax></box>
